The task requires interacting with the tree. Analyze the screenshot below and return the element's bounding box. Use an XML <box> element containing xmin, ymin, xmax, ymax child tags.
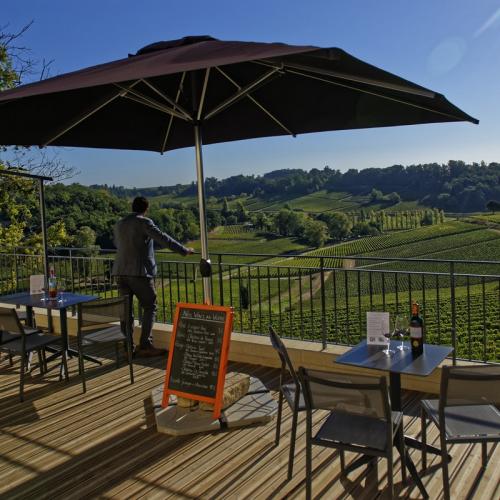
<box><xmin>0</xmin><ymin>24</ymin><xmax>77</xmax><ymax>181</ymax></box>
<box><xmin>351</xmin><ymin>221</ymin><xmax>380</xmax><ymax>237</ymax></box>
<box><xmin>486</xmin><ymin>200</ymin><xmax>500</xmax><ymax>213</ymax></box>
<box><xmin>73</xmin><ymin>225</ymin><xmax>97</xmax><ymax>251</ymax></box>
<box><xmin>318</xmin><ymin>212</ymin><xmax>351</xmax><ymax>240</ymax></box>
<box><xmin>254</xmin><ymin>212</ymin><xmax>271</xmax><ymax>231</ymax></box>
<box><xmin>0</xmin><ymin>162</ymin><xmax>37</xmax><ymax>252</ymax></box>
<box><xmin>235</xmin><ymin>200</ymin><xmax>248</xmax><ymax>222</ymax></box>
<box><xmin>387</xmin><ymin>192</ymin><xmax>401</xmax><ymax>204</ymax></box>
<box><xmin>369</xmin><ymin>188</ymin><xmax>384</xmax><ymax>202</ymax></box>
<box><xmin>303</xmin><ymin>220</ymin><xmax>329</xmax><ymax>247</ymax></box>
<box><xmin>221</xmin><ymin>197</ymin><xmax>231</xmax><ymax>218</ymax></box>
<box><xmin>421</xmin><ymin>210</ymin><xmax>434</xmax><ymax>226</ymax></box>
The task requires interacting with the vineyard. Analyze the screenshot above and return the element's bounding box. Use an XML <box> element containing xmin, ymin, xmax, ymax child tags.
<box><xmin>209</xmin><ymin>224</ymin><xmax>257</xmax><ymax>239</ymax></box>
<box><xmin>263</xmin><ymin>221</ymin><xmax>482</xmax><ymax>271</ymax></box>
<box><xmin>236</xmin><ymin>289</ymin><xmax>499</xmax><ymax>362</ymax></box>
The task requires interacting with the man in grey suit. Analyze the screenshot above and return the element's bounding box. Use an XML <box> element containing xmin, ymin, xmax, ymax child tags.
<box><xmin>112</xmin><ymin>196</ymin><xmax>194</xmax><ymax>357</ymax></box>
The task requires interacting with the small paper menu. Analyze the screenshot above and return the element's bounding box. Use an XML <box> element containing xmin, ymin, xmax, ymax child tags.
<box><xmin>366</xmin><ymin>312</ymin><xmax>390</xmax><ymax>345</ymax></box>
<box><xmin>30</xmin><ymin>274</ymin><xmax>45</xmax><ymax>295</ymax></box>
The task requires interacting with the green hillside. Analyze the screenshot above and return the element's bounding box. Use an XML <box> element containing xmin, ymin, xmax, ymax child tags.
<box><xmin>149</xmin><ymin>189</ymin><xmax>430</xmax><ymax>214</ymax></box>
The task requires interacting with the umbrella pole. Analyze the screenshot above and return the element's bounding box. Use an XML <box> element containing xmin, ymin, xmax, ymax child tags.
<box><xmin>194</xmin><ymin>123</ymin><xmax>212</xmax><ymax>304</ymax></box>
<box><xmin>38</xmin><ymin>178</ymin><xmax>50</xmax><ymax>282</ymax></box>
<box><xmin>39</xmin><ymin>177</ymin><xmax>53</xmax><ymax>331</ymax></box>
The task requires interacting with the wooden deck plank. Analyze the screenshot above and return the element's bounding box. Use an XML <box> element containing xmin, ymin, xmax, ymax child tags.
<box><xmin>1</xmin><ymin>350</ymin><xmax>499</xmax><ymax>499</ymax></box>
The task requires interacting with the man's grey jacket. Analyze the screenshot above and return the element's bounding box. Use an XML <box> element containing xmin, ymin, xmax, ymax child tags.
<box><xmin>112</xmin><ymin>213</ymin><xmax>189</xmax><ymax>278</ymax></box>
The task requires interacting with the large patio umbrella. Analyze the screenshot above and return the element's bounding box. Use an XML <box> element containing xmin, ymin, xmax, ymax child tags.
<box><xmin>0</xmin><ymin>35</ymin><xmax>478</xmax><ymax>301</ymax></box>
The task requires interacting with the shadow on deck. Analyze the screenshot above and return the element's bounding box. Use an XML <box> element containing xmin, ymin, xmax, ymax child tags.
<box><xmin>0</xmin><ymin>348</ymin><xmax>498</xmax><ymax>499</ymax></box>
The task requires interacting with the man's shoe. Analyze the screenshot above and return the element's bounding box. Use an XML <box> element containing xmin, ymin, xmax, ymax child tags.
<box><xmin>134</xmin><ymin>346</ymin><xmax>167</xmax><ymax>358</ymax></box>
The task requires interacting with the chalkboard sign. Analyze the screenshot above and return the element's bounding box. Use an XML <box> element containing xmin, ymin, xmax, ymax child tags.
<box><xmin>161</xmin><ymin>303</ymin><xmax>233</xmax><ymax>419</ymax></box>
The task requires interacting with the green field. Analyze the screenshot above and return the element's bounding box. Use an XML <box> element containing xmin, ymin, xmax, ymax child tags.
<box><xmin>469</xmin><ymin>213</ymin><xmax>500</xmax><ymax>224</ymax></box>
<box><xmin>149</xmin><ymin>189</ymin><xmax>431</xmax><ymax>214</ymax></box>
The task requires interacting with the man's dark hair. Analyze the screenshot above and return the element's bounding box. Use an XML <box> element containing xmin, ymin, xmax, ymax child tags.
<box><xmin>132</xmin><ymin>196</ymin><xmax>149</xmax><ymax>213</ymax></box>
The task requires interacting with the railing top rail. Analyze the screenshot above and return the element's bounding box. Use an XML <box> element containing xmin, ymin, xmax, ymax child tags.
<box><xmin>7</xmin><ymin>247</ymin><xmax>500</xmax><ymax>266</ymax></box>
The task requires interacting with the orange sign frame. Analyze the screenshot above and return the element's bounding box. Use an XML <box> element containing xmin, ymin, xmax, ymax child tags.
<box><xmin>161</xmin><ymin>302</ymin><xmax>233</xmax><ymax>419</ymax></box>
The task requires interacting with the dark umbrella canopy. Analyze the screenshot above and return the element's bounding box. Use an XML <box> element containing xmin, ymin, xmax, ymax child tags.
<box><xmin>0</xmin><ymin>35</ymin><xmax>477</xmax><ymax>152</ymax></box>
<box><xmin>0</xmin><ymin>35</ymin><xmax>478</xmax><ymax>301</ymax></box>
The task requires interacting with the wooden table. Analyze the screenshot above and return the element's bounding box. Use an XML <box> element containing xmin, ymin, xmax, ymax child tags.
<box><xmin>335</xmin><ymin>340</ymin><xmax>453</xmax><ymax>498</ymax></box>
<box><xmin>0</xmin><ymin>291</ymin><xmax>98</xmax><ymax>377</ymax></box>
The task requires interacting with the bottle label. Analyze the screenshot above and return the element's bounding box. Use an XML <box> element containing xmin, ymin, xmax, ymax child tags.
<box><xmin>410</xmin><ymin>327</ymin><xmax>422</xmax><ymax>339</ymax></box>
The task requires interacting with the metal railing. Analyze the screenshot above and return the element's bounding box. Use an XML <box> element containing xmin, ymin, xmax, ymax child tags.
<box><xmin>1</xmin><ymin>249</ymin><xmax>499</xmax><ymax>363</ymax></box>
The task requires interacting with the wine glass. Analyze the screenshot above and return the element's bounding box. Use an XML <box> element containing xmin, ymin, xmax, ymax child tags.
<box><xmin>381</xmin><ymin>323</ymin><xmax>395</xmax><ymax>356</ymax></box>
<box><xmin>393</xmin><ymin>315</ymin><xmax>409</xmax><ymax>351</ymax></box>
<box><xmin>57</xmin><ymin>279</ymin><xmax>66</xmax><ymax>304</ymax></box>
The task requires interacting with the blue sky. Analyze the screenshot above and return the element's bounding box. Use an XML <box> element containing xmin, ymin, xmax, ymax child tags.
<box><xmin>3</xmin><ymin>0</ymin><xmax>500</xmax><ymax>187</ymax></box>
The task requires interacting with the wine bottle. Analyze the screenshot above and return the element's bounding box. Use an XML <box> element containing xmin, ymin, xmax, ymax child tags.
<box><xmin>410</xmin><ymin>302</ymin><xmax>424</xmax><ymax>357</ymax></box>
<box><xmin>48</xmin><ymin>266</ymin><xmax>58</xmax><ymax>299</ymax></box>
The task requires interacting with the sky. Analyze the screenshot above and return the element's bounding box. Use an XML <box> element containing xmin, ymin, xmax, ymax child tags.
<box><xmin>3</xmin><ymin>0</ymin><xmax>500</xmax><ymax>187</ymax></box>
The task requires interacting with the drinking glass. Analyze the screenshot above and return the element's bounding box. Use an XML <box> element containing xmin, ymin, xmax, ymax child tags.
<box><xmin>57</xmin><ymin>279</ymin><xmax>66</xmax><ymax>304</ymax></box>
<box><xmin>393</xmin><ymin>315</ymin><xmax>409</xmax><ymax>351</ymax></box>
<box><xmin>39</xmin><ymin>279</ymin><xmax>48</xmax><ymax>302</ymax></box>
<box><xmin>381</xmin><ymin>324</ymin><xmax>394</xmax><ymax>356</ymax></box>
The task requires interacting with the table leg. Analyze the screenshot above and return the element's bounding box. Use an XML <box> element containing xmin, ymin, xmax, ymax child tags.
<box><xmin>26</xmin><ymin>306</ymin><xmax>34</xmax><ymax>328</ymax></box>
<box><xmin>389</xmin><ymin>372</ymin><xmax>402</xmax><ymax>411</ymax></box>
<box><xmin>390</xmin><ymin>372</ymin><xmax>430</xmax><ymax>498</ymax></box>
<box><xmin>59</xmin><ymin>307</ymin><xmax>68</xmax><ymax>381</ymax></box>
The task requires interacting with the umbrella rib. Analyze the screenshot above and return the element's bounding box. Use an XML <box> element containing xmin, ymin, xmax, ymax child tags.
<box><xmin>204</xmin><ymin>66</ymin><xmax>283</xmax><ymax>121</ymax></box>
<box><xmin>256</xmin><ymin>59</ymin><xmax>435</xmax><ymax>98</ymax></box>
<box><xmin>141</xmin><ymin>79</ymin><xmax>193</xmax><ymax>121</ymax></box>
<box><xmin>115</xmin><ymin>84</ymin><xmax>189</xmax><ymax>121</ymax></box>
<box><xmin>197</xmin><ymin>68</ymin><xmax>211</xmax><ymax>121</ymax></box>
<box><xmin>215</xmin><ymin>66</ymin><xmax>295</xmax><ymax>137</ymax></box>
<box><xmin>41</xmin><ymin>80</ymin><xmax>141</xmax><ymax>147</ymax></box>
<box><xmin>284</xmin><ymin>67</ymin><xmax>468</xmax><ymax>123</ymax></box>
<box><xmin>161</xmin><ymin>72</ymin><xmax>186</xmax><ymax>154</ymax></box>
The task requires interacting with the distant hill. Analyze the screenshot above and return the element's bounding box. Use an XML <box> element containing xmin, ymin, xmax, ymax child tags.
<box><xmin>90</xmin><ymin>161</ymin><xmax>500</xmax><ymax>212</ymax></box>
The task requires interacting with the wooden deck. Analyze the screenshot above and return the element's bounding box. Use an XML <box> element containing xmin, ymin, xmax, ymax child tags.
<box><xmin>0</xmin><ymin>348</ymin><xmax>499</xmax><ymax>500</ymax></box>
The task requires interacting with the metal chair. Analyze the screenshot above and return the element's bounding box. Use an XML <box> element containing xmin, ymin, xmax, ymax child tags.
<box><xmin>421</xmin><ymin>364</ymin><xmax>500</xmax><ymax>500</ymax></box>
<box><xmin>298</xmin><ymin>367</ymin><xmax>406</xmax><ymax>500</ymax></box>
<box><xmin>269</xmin><ymin>325</ymin><xmax>306</xmax><ymax>480</ymax></box>
<box><xmin>77</xmin><ymin>296</ymin><xmax>134</xmax><ymax>393</ymax></box>
<box><xmin>0</xmin><ymin>306</ymin><xmax>67</xmax><ymax>402</ymax></box>
<box><xmin>0</xmin><ymin>306</ymin><xmax>40</xmax><ymax>370</ymax></box>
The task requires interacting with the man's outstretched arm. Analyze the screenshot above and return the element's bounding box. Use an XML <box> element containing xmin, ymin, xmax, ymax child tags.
<box><xmin>144</xmin><ymin>219</ymin><xmax>194</xmax><ymax>255</ymax></box>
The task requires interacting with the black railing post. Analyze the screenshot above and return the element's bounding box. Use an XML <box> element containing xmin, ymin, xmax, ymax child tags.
<box><xmin>218</xmin><ymin>254</ymin><xmax>224</xmax><ymax>305</ymax></box>
<box><xmin>13</xmin><ymin>248</ymin><xmax>18</xmax><ymax>292</ymax></box>
<box><xmin>320</xmin><ymin>257</ymin><xmax>327</xmax><ymax>349</ymax></box>
<box><xmin>450</xmin><ymin>261</ymin><xmax>457</xmax><ymax>365</ymax></box>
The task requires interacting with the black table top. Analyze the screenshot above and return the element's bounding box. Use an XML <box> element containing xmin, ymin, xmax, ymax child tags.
<box><xmin>335</xmin><ymin>340</ymin><xmax>453</xmax><ymax>377</ymax></box>
<box><xmin>0</xmin><ymin>292</ymin><xmax>97</xmax><ymax>310</ymax></box>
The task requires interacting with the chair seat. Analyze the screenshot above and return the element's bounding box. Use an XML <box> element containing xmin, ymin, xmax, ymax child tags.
<box><xmin>282</xmin><ymin>382</ymin><xmax>306</xmax><ymax>411</ymax></box>
<box><xmin>0</xmin><ymin>327</ymin><xmax>42</xmax><ymax>345</ymax></box>
<box><xmin>2</xmin><ymin>332</ymin><xmax>62</xmax><ymax>353</ymax></box>
<box><xmin>314</xmin><ymin>410</ymin><xmax>403</xmax><ymax>451</ymax></box>
<box><xmin>422</xmin><ymin>399</ymin><xmax>500</xmax><ymax>441</ymax></box>
<box><xmin>82</xmin><ymin>325</ymin><xmax>126</xmax><ymax>344</ymax></box>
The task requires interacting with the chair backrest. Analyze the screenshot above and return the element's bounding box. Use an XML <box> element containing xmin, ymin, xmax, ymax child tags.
<box><xmin>0</xmin><ymin>307</ymin><xmax>25</xmax><ymax>345</ymax></box>
<box><xmin>78</xmin><ymin>296</ymin><xmax>129</xmax><ymax>333</ymax></box>
<box><xmin>0</xmin><ymin>307</ymin><xmax>24</xmax><ymax>333</ymax></box>
<box><xmin>298</xmin><ymin>367</ymin><xmax>391</xmax><ymax>421</ymax></box>
<box><xmin>441</xmin><ymin>364</ymin><xmax>500</xmax><ymax>408</ymax></box>
<box><xmin>269</xmin><ymin>325</ymin><xmax>300</xmax><ymax>388</ymax></box>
